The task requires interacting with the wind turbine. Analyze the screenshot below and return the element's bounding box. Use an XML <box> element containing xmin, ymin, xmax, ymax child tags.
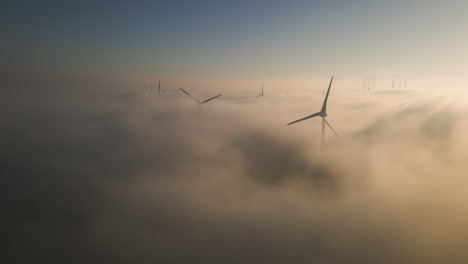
<box><xmin>179</xmin><ymin>88</ymin><xmax>222</xmax><ymax>105</ymax></box>
<box><xmin>286</xmin><ymin>76</ymin><xmax>340</xmax><ymax>151</ymax></box>
<box><xmin>256</xmin><ymin>83</ymin><xmax>264</xmax><ymax>97</ymax></box>
<box><xmin>363</xmin><ymin>77</ymin><xmax>367</xmax><ymax>93</ymax></box>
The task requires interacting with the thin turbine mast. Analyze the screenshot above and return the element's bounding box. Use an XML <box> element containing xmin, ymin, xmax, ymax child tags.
<box><xmin>256</xmin><ymin>83</ymin><xmax>264</xmax><ymax>97</ymax></box>
<box><xmin>321</xmin><ymin>117</ymin><xmax>325</xmax><ymax>152</ymax></box>
<box><xmin>363</xmin><ymin>77</ymin><xmax>367</xmax><ymax>92</ymax></box>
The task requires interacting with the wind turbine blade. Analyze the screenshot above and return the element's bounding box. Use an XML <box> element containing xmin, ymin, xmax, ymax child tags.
<box><xmin>179</xmin><ymin>88</ymin><xmax>200</xmax><ymax>103</ymax></box>
<box><xmin>201</xmin><ymin>94</ymin><xmax>222</xmax><ymax>104</ymax></box>
<box><xmin>324</xmin><ymin>118</ymin><xmax>341</xmax><ymax>139</ymax></box>
<box><xmin>320</xmin><ymin>76</ymin><xmax>334</xmax><ymax>113</ymax></box>
<box><xmin>287</xmin><ymin>112</ymin><xmax>320</xmax><ymax>126</ymax></box>
<box><xmin>256</xmin><ymin>93</ymin><xmax>262</xmax><ymax>98</ymax></box>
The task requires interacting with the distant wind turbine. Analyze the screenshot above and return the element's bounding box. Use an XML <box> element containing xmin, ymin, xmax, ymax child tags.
<box><xmin>363</xmin><ymin>77</ymin><xmax>367</xmax><ymax>92</ymax></box>
<box><xmin>179</xmin><ymin>88</ymin><xmax>222</xmax><ymax>105</ymax></box>
<box><xmin>287</xmin><ymin>76</ymin><xmax>340</xmax><ymax>151</ymax></box>
<box><xmin>256</xmin><ymin>83</ymin><xmax>264</xmax><ymax>97</ymax></box>
<box><xmin>158</xmin><ymin>80</ymin><xmax>161</xmax><ymax>96</ymax></box>
<box><xmin>367</xmin><ymin>77</ymin><xmax>371</xmax><ymax>92</ymax></box>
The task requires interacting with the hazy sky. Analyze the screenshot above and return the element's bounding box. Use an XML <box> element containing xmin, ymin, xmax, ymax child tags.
<box><xmin>2</xmin><ymin>0</ymin><xmax>468</xmax><ymax>89</ymax></box>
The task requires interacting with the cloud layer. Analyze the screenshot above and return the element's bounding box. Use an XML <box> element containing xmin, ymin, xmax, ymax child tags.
<box><xmin>2</xmin><ymin>86</ymin><xmax>468</xmax><ymax>263</ymax></box>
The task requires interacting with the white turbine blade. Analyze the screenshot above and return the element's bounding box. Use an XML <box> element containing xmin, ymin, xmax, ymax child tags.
<box><xmin>320</xmin><ymin>76</ymin><xmax>334</xmax><ymax>113</ymax></box>
<box><xmin>324</xmin><ymin>118</ymin><xmax>341</xmax><ymax>139</ymax></box>
<box><xmin>201</xmin><ymin>94</ymin><xmax>222</xmax><ymax>104</ymax></box>
<box><xmin>287</xmin><ymin>112</ymin><xmax>320</xmax><ymax>126</ymax></box>
<box><xmin>179</xmin><ymin>88</ymin><xmax>200</xmax><ymax>103</ymax></box>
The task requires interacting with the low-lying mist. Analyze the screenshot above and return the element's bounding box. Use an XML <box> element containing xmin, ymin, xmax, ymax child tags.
<box><xmin>2</xmin><ymin>85</ymin><xmax>468</xmax><ymax>263</ymax></box>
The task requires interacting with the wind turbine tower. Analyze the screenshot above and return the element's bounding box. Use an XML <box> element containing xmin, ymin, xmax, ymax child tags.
<box><xmin>158</xmin><ymin>80</ymin><xmax>161</xmax><ymax>96</ymax></box>
<box><xmin>363</xmin><ymin>77</ymin><xmax>367</xmax><ymax>92</ymax></box>
<box><xmin>367</xmin><ymin>77</ymin><xmax>371</xmax><ymax>92</ymax></box>
<box><xmin>256</xmin><ymin>83</ymin><xmax>264</xmax><ymax>97</ymax></box>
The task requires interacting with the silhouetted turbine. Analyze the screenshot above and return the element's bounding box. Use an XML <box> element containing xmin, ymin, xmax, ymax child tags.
<box><xmin>287</xmin><ymin>76</ymin><xmax>340</xmax><ymax>151</ymax></box>
<box><xmin>179</xmin><ymin>88</ymin><xmax>222</xmax><ymax>104</ymax></box>
<box><xmin>256</xmin><ymin>83</ymin><xmax>264</xmax><ymax>97</ymax></box>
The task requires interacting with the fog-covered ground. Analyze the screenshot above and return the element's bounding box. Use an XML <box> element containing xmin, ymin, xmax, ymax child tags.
<box><xmin>2</xmin><ymin>82</ymin><xmax>468</xmax><ymax>263</ymax></box>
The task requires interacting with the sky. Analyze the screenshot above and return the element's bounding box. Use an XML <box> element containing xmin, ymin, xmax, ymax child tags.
<box><xmin>2</xmin><ymin>0</ymin><xmax>468</xmax><ymax>90</ymax></box>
